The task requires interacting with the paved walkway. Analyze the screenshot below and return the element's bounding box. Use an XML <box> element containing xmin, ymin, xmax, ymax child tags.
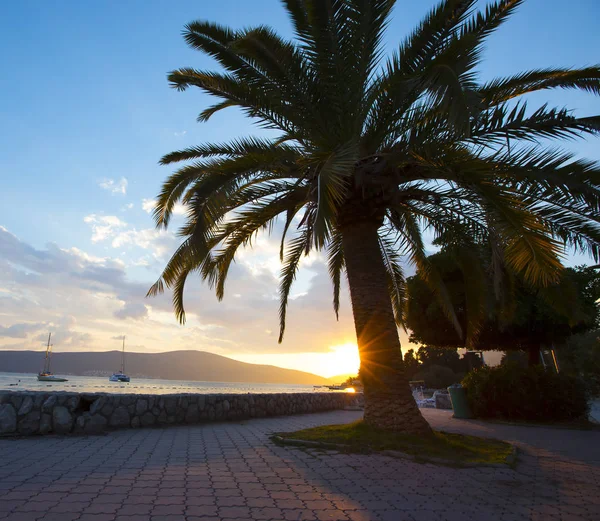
<box><xmin>0</xmin><ymin>408</ymin><xmax>598</xmax><ymax>521</ymax></box>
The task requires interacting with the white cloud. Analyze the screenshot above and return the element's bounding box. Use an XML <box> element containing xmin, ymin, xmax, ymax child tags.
<box><xmin>131</xmin><ymin>257</ymin><xmax>150</xmax><ymax>267</ymax></box>
<box><xmin>0</xmin><ymin>322</ymin><xmax>46</xmax><ymax>338</ymax></box>
<box><xmin>83</xmin><ymin>215</ymin><xmax>127</xmax><ymax>243</ymax></box>
<box><xmin>123</xmin><ymin>203</ymin><xmax>134</xmax><ymax>210</ymax></box>
<box><xmin>174</xmin><ymin>130</ymin><xmax>187</xmax><ymax>137</ymax></box>
<box><xmin>142</xmin><ymin>198</ymin><xmax>156</xmax><ymax>213</ymax></box>
<box><xmin>99</xmin><ymin>177</ymin><xmax>128</xmax><ymax>195</ymax></box>
<box><xmin>110</xmin><ymin>228</ymin><xmax>178</xmax><ymax>260</ymax></box>
<box><xmin>142</xmin><ymin>198</ymin><xmax>186</xmax><ymax>217</ymax></box>
<box><xmin>114</xmin><ymin>302</ymin><xmax>148</xmax><ymax>321</ymax></box>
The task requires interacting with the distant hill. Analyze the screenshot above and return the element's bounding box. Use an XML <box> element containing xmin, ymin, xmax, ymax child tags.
<box><xmin>0</xmin><ymin>350</ymin><xmax>331</xmax><ymax>385</ymax></box>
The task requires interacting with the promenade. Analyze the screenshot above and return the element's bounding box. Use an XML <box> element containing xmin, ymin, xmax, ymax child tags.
<box><xmin>0</xmin><ymin>408</ymin><xmax>598</xmax><ymax>521</ymax></box>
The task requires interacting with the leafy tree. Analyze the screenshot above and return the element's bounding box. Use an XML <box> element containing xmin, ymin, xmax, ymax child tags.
<box><xmin>407</xmin><ymin>250</ymin><xmax>600</xmax><ymax>366</ymax></box>
<box><xmin>417</xmin><ymin>346</ymin><xmax>463</xmax><ymax>373</ymax></box>
<box><xmin>403</xmin><ymin>349</ymin><xmax>420</xmax><ymax>378</ymax></box>
<box><xmin>149</xmin><ymin>0</ymin><xmax>600</xmax><ymax>434</ymax></box>
<box><xmin>341</xmin><ymin>375</ymin><xmax>362</xmax><ymax>388</ymax></box>
<box><xmin>414</xmin><ymin>364</ymin><xmax>459</xmax><ymax>389</ymax></box>
<box><xmin>404</xmin><ymin>346</ymin><xmax>482</xmax><ymax>386</ymax></box>
<box><xmin>556</xmin><ymin>330</ymin><xmax>600</xmax><ymax>396</ymax></box>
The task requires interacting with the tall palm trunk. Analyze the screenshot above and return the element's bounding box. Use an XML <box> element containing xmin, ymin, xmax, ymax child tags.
<box><xmin>341</xmin><ymin>220</ymin><xmax>432</xmax><ymax>435</ymax></box>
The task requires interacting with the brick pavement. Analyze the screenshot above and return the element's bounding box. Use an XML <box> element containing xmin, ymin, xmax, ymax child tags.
<box><xmin>0</xmin><ymin>408</ymin><xmax>598</xmax><ymax>521</ymax></box>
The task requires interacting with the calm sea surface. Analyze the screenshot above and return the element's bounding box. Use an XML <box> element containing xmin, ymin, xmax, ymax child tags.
<box><xmin>0</xmin><ymin>372</ymin><xmax>320</xmax><ymax>395</ymax></box>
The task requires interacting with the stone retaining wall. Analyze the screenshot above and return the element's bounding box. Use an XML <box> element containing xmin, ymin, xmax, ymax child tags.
<box><xmin>0</xmin><ymin>391</ymin><xmax>360</xmax><ymax>437</ymax></box>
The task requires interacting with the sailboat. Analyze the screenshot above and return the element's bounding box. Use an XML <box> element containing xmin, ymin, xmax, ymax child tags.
<box><xmin>109</xmin><ymin>336</ymin><xmax>130</xmax><ymax>382</ymax></box>
<box><xmin>37</xmin><ymin>333</ymin><xmax>69</xmax><ymax>382</ymax></box>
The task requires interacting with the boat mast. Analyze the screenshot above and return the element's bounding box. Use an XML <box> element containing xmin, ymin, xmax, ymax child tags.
<box><xmin>121</xmin><ymin>336</ymin><xmax>125</xmax><ymax>374</ymax></box>
<box><xmin>44</xmin><ymin>333</ymin><xmax>52</xmax><ymax>373</ymax></box>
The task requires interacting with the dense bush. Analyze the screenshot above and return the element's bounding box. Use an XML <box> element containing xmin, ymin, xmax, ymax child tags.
<box><xmin>462</xmin><ymin>363</ymin><xmax>589</xmax><ymax>422</ymax></box>
<box><xmin>556</xmin><ymin>331</ymin><xmax>600</xmax><ymax>397</ymax></box>
<box><xmin>413</xmin><ymin>364</ymin><xmax>461</xmax><ymax>389</ymax></box>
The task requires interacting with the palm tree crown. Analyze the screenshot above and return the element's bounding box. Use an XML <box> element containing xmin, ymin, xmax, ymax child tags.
<box><xmin>149</xmin><ymin>0</ymin><xmax>600</xmax><ymax>346</ymax></box>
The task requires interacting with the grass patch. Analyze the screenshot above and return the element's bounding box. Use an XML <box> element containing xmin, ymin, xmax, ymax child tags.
<box><xmin>275</xmin><ymin>420</ymin><xmax>514</xmax><ymax>466</ymax></box>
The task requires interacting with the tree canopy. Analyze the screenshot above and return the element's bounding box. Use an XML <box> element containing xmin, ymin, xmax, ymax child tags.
<box><xmin>149</xmin><ymin>0</ymin><xmax>600</xmax><ymax>341</ymax></box>
<box><xmin>406</xmin><ymin>249</ymin><xmax>600</xmax><ymax>354</ymax></box>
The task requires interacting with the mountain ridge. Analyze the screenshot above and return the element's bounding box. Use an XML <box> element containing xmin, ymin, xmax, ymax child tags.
<box><xmin>0</xmin><ymin>349</ymin><xmax>332</xmax><ymax>385</ymax></box>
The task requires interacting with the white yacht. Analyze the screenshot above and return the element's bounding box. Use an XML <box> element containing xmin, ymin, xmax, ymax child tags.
<box><xmin>37</xmin><ymin>333</ymin><xmax>68</xmax><ymax>382</ymax></box>
<box><xmin>109</xmin><ymin>336</ymin><xmax>130</xmax><ymax>382</ymax></box>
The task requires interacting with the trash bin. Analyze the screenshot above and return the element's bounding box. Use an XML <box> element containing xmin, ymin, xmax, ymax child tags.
<box><xmin>447</xmin><ymin>384</ymin><xmax>473</xmax><ymax>419</ymax></box>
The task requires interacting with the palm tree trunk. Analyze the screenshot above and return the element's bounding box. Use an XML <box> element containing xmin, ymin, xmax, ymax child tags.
<box><xmin>342</xmin><ymin>220</ymin><xmax>432</xmax><ymax>435</ymax></box>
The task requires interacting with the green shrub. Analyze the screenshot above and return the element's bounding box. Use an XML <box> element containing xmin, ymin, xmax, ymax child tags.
<box><xmin>413</xmin><ymin>364</ymin><xmax>460</xmax><ymax>389</ymax></box>
<box><xmin>462</xmin><ymin>363</ymin><xmax>589</xmax><ymax>422</ymax></box>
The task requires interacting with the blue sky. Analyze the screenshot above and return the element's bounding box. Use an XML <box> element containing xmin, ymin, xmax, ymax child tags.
<box><xmin>0</xmin><ymin>0</ymin><xmax>599</xmax><ymax>377</ymax></box>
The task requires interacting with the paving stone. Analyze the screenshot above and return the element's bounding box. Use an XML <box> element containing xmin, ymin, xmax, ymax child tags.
<box><xmin>185</xmin><ymin>505</ymin><xmax>218</xmax><ymax>516</ymax></box>
<box><xmin>38</xmin><ymin>514</ymin><xmax>80</xmax><ymax>521</ymax></box>
<box><xmin>0</xmin><ymin>409</ymin><xmax>598</xmax><ymax>521</ymax></box>
<box><xmin>2</xmin><ymin>514</ymin><xmax>43</xmax><ymax>521</ymax></box>
<box><xmin>216</xmin><ymin>496</ymin><xmax>246</xmax><ymax>507</ymax></box>
<box><xmin>151</xmin><ymin>505</ymin><xmax>185</xmax><ymax>515</ymax></box>
<box><xmin>218</xmin><ymin>506</ymin><xmax>252</xmax><ymax>518</ymax></box>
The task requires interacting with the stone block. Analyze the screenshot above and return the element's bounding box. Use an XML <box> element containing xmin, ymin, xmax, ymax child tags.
<box><xmin>85</xmin><ymin>415</ymin><xmax>108</xmax><ymax>433</ymax></box>
<box><xmin>75</xmin><ymin>415</ymin><xmax>87</xmax><ymax>431</ymax></box>
<box><xmin>90</xmin><ymin>397</ymin><xmax>105</xmax><ymax>415</ymax></box>
<box><xmin>42</xmin><ymin>395</ymin><xmax>57</xmax><ymax>412</ymax></box>
<box><xmin>18</xmin><ymin>396</ymin><xmax>33</xmax><ymax>416</ymax></box>
<box><xmin>40</xmin><ymin>413</ymin><xmax>52</xmax><ymax>434</ymax></box>
<box><xmin>67</xmin><ymin>396</ymin><xmax>80</xmax><ymax>411</ymax></box>
<box><xmin>135</xmin><ymin>399</ymin><xmax>148</xmax><ymax>415</ymax></box>
<box><xmin>141</xmin><ymin>412</ymin><xmax>155</xmax><ymax>427</ymax></box>
<box><xmin>109</xmin><ymin>406</ymin><xmax>130</xmax><ymax>428</ymax></box>
<box><xmin>53</xmin><ymin>406</ymin><xmax>73</xmax><ymax>434</ymax></box>
<box><xmin>185</xmin><ymin>405</ymin><xmax>199</xmax><ymax>423</ymax></box>
<box><xmin>18</xmin><ymin>411</ymin><xmax>40</xmax><ymax>435</ymax></box>
<box><xmin>164</xmin><ymin>397</ymin><xmax>177</xmax><ymax>414</ymax></box>
<box><xmin>0</xmin><ymin>404</ymin><xmax>17</xmax><ymax>435</ymax></box>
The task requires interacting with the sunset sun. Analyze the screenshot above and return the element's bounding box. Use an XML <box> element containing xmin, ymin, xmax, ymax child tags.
<box><xmin>325</xmin><ymin>343</ymin><xmax>360</xmax><ymax>378</ymax></box>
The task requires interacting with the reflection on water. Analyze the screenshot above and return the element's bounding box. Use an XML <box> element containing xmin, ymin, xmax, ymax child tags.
<box><xmin>0</xmin><ymin>372</ymin><xmax>318</xmax><ymax>395</ymax></box>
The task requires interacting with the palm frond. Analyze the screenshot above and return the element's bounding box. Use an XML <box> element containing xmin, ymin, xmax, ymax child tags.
<box><xmin>312</xmin><ymin>142</ymin><xmax>358</xmax><ymax>248</ymax></box>
<box><xmin>467</xmin><ymin>103</ymin><xmax>600</xmax><ymax>147</ymax></box>
<box><xmin>327</xmin><ymin>229</ymin><xmax>345</xmax><ymax>319</ymax></box>
<box><xmin>480</xmin><ymin>66</ymin><xmax>600</xmax><ymax>105</ymax></box>
<box><xmin>378</xmin><ymin>233</ymin><xmax>407</xmax><ymax>327</ymax></box>
<box><xmin>278</xmin><ymin>228</ymin><xmax>312</xmax><ymax>342</ymax></box>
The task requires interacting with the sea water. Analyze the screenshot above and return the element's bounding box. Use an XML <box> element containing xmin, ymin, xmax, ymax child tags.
<box><xmin>0</xmin><ymin>372</ymin><xmax>318</xmax><ymax>395</ymax></box>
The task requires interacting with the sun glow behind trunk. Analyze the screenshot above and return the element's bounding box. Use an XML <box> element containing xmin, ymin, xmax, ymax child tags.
<box><xmin>326</xmin><ymin>343</ymin><xmax>360</xmax><ymax>377</ymax></box>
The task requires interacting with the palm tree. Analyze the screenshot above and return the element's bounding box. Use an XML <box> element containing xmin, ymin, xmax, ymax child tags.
<box><xmin>149</xmin><ymin>0</ymin><xmax>600</xmax><ymax>434</ymax></box>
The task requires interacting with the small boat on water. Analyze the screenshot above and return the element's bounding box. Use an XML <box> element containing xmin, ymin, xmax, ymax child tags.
<box><xmin>109</xmin><ymin>336</ymin><xmax>130</xmax><ymax>383</ymax></box>
<box><xmin>37</xmin><ymin>333</ymin><xmax>69</xmax><ymax>382</ymax></box>
<box><xmin>314</xmin><ymin>384</ymin><xmax>347</xmax><ymax>391</ymax></box>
